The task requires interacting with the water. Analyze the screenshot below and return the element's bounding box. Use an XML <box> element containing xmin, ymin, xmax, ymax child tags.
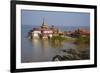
<box><xmin>21</xmin><ymin>25</ymin><xmax>90</xmax><ymax>63</ymax></box>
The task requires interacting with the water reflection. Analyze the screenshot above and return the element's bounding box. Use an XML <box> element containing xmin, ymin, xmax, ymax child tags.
<box><xmin>50</xmin><ymin>39</ymin><xmax>63</xmax><ymax>49</ymax></box>
<box><xmin>26</xmin><ymin>38</ymin><xmax>90</xmax><ymax>62</ymax></box>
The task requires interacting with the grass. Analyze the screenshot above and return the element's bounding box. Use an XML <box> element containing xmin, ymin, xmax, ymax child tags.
<box><xmin>51</xmin><ymin>36</ymin><xmax>65</xmax><ymax>42</ymax></box>
<box><xmin>50</xmin><ymin>35</ymin><xmax>90</xmax><ymax>45</ymax></box>
<box><xmin>50</xmin><ymin>35</ymin><xmax>75</xmax><ymax>42</ymax></box>
<box><xmin>74</xmin><ymin>36</ymin><xmax>90</xmax><ymax>44</ymax></box>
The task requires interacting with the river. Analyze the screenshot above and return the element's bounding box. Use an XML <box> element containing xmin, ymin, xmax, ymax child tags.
<box><xmin>21</xmin><ymin>25</ymin><xmax>90</xmax><ymax>63</ymax></box>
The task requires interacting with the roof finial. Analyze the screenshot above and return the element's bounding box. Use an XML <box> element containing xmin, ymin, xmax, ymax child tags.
<box><xmin>41</xmin><ymin>17</ymin><xmax>48</xmax><ymax>28</ymax></box>
<box><xmin>42</xmin><ymin>17</ymin><xmax>45</xmax><ymax>26</ymax></box>
<box><xmin>43</xmin><ymin>17</ymin><xmax>45</xmax><ymax>25</ymax></box>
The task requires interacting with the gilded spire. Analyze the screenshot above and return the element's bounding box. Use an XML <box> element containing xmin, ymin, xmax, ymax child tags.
<box><xmin>41</xmin><ymin>18</ymin><xmax>48</xmax><ymax>28</ymax></box>
<box><xmin>42</xmin><ymin>18</ymin><xmax>45</xmax><ymax>26</ymax></box>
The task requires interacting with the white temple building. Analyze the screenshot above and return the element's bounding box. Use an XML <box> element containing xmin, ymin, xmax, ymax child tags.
<box><xmin>29</xmin><ymin>19</ymin><xmax>58</xmax><ymax>39</ymax></box>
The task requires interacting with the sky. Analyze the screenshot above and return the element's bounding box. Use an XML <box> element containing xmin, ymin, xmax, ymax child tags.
<box><xmin>21</xmin><ymin>10</ymin><xmax>90</xmax><ymax>27</ymax></box>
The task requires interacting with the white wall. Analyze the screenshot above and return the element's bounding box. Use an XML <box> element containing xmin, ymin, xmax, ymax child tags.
<box><xmin>0</xmin><ymin>0</ymin><xmax>99</xmax><ymax>73</ymax></box>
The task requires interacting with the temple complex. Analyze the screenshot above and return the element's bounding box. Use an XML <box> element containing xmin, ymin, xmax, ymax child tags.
<box><xmin>28</xmin><ymin>19</ymin><xmax>59</xmax><ymax>39</ymax></box>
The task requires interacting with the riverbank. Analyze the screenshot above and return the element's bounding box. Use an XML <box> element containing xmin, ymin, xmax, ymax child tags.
<box><xmin>50</xmin><ymin>35</ymin><xmax>90</xmax><ymax>44</ymax></box>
